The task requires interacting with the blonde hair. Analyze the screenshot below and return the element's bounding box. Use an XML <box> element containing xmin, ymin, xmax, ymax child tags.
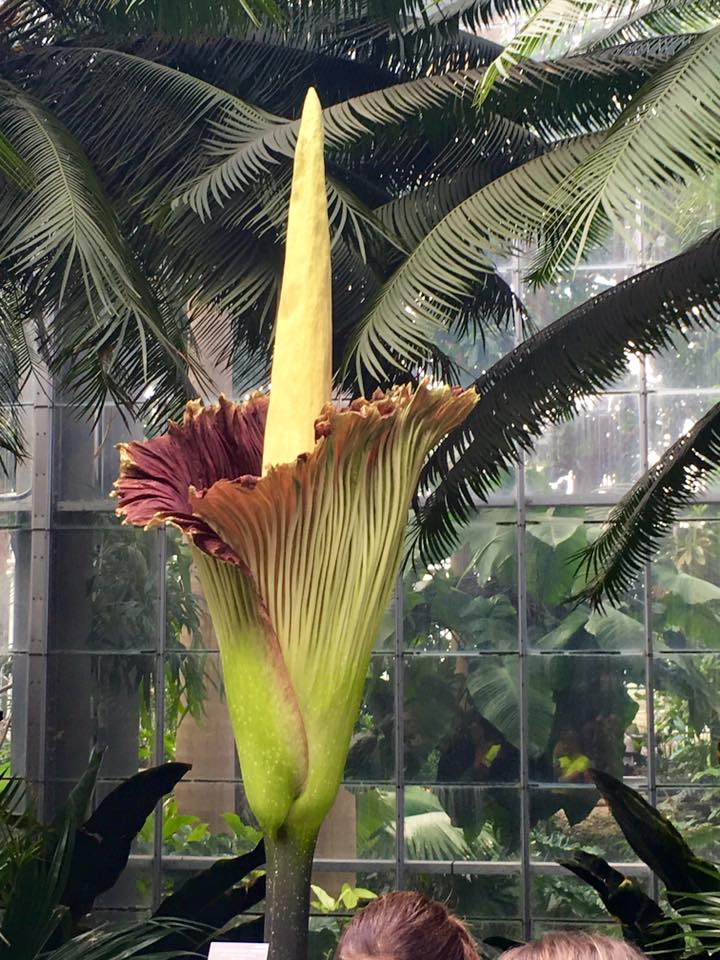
<box><xmin>502</xmin><ymin>932</ymin><xmax>646</xmax><ymax>960</ymax></box>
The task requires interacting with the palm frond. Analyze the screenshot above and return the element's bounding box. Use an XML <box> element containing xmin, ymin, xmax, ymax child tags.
<box><xmin>483</xmin><ymin>35</ymin><xmax>691</xmax><ymax>140</ymax></box>
<box><xmin>0</xmin><ymin>130</ymin><xmax>33</xmax><ymax>188</ymax></box>
<box><xmin>0</xmin><ymin>286</ymin><xmax>33</xmax><ymax>462</ymax></box>
<box><xmin>174</xmin><ymin>70</ymin><xmax>485</xmax><ymax>216</ymax></box>
<box><xmin>573</xmin><ymin>400</ymin><xmax>720</xmax><ymax>609</ymax></box>
<box><xmin>1</xmin><ymin>0</ymin><xmax>280</xmax><ymax>38</ymax></box>
<box><xmin>349</xmin><ymin>134</ymin><xmax>601</xmax><ymax>383</ymax></box>
<box><xmin>7</xmin><ymin>44</ymin><xmax>244</xmax><ymax>206</ymax></box>
<box><xmin>586</xmin><ymin>0</ymin><xmax>720</xmax><ymax>48</ymax></box>
<box><xmin>0</xmin><ymin>76</ymin><xmax>204</xmax><ymax>427</ymax></box>
<box><xmin>128</xmin><ymin>20</ymin><xmax>501</xmax><ymax>113</ymax></box>
<box><xmin>43</xmin><ymin>918</ymin><xmax>203</xmax><ymax>960</ymax></box>
<box><xmin>375</xmin><ymin>144</ymin><xmax>542</xmax><ymax>247</ymax></box>
<box><xmin>476</xmin><ymin>0</ymin><xmax>632</xmax><ymax>104</ymax></box>
<box><xmin>412</xmin><ymin>229</ymin><xmax>720</xmax><ymax>565</ymax></box>
<box><xmin>96</xmin><ymin>0</ymin><xmax>281</xmax><ymax>32</ymax></box>
<box><xmin>530</xmin><ymin>25</ymin><xmax>720</xmax><ymax>283</ymax></box>
<box><xmin>427</xmin><ymin>0</ymin><xmax>565</xmax><ymax>28</ymax></box>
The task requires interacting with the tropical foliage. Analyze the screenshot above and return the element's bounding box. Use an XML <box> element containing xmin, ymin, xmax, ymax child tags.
<box><xmin>538</xmin><ymin>768</ymin><xmax>720</xmax><ymax>960</ymax></box>
<box><xmin>0</xmin><ymin>751</ymin><xmax>266</xmax><ymax>958</ymax></box>
<box><xmin>1</xmin><ymin>0</ymin><xmax>720</xmax><ymax>605</ymax></box>
<box><xmin>18</xmin><ymin>497</ymin><xmax>720</xmax><ymax>947</ymax></box>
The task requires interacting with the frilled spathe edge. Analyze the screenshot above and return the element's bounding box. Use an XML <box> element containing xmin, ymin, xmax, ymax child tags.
<box><xmin>114</xmin><ymin>384</ymin><xmax>476</xmax><ymax>565</ymax></box>
<box><xmin>113</xmin><ymin>394</ymin><xmax>267</xmax><ymax>566</ymax></box>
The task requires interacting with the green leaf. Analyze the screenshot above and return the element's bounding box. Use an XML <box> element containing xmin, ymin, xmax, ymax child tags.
<box><xmin>536</xmin><ymin>608</ymin><xmax>589</xmax><ymax>650</ymax></box>
<box><xmin>477</xmin><ymin>0</ymin><xmax>622</xmax><ymax>104</ymax></box>
<box><xmin>311</xmin><ymin>884</ymin><xmax>337</xmax><ymax>911</ymax></box>
<box><xmin>531</xmin><ymin>26</ymin><xmax>720</xmax><ymax>282</ymax></box>
<box><xmin>0</xmin><ymin>286</ymin><xmax>33</xmax><ymax>462</ymax></box>
<box><xmin>591</xmin><ymin>768</ymin><xmax>720</xmax><ymax>897</ymax></box>
<box><xmin>586</xmin><ymin>0</ymin><xmax>720</xmax><ymax>49</ymax></box>
<box><xmin>402</xmin><ymin>787</ymin><xmax>472</xmax><ymax>861</ymax></box>
<box><xmin>0</xmin><ymin>75</ymin><xmax>199</xmax><ymax>424</ymax></box>
<box><xmin>57</xmin><ymin>747</ymin><xmax>104</xmax><ymax>830</ymax></box>
<box><xmin>467</xmin><ymin>657</ymin><xmax>555</xmax><ymax>756</ymax></box>
<box><xmin>0</xmin><ymin>128</ymin><xmax>32</xmax><ymax>188</ymax></box>
<box><xmin>176</xmin><ymin>70</ymin><xmax>491</xmax><ymax>217</ymax></box>
<box><xmin>656</xmin><ymin>566</ymin><xmax>720</xmax><ymax>604</ymax></box>
<box><xmin>586</xmin><ymin>607</ymin><xmax>644</xmax><ymax>649</ymax></box>
<box><xmin>350</xmin><ymin>134</ymin><xmax>600</xmax><ymax>382</ymax></box>
<box><xmin>529</xmin><ymin>514</ymin><xmax>585</xmax><ymax>547</ymax></box>
<box><xmin>483</xmin><ymin>35</ymin><xmax>689</xmax><ymax>141</ymax></box>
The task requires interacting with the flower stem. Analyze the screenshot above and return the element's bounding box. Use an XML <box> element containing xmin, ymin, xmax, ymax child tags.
<box><xmin>264</xmin><ymin>829</ymin><xmax>316</xmax><ymax>960</ymax></box>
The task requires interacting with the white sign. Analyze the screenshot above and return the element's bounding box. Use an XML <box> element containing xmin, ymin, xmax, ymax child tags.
<box><xmin>208</xmin><ymin>943</ymin><xmax>269</xmax><ymax>960</ymax></box>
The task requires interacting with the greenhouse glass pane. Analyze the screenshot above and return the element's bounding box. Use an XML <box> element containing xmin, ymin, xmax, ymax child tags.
<box><xmin>404</xmin><ymin>656</ymin><xmax>520</xmax><ymax>785</ymax></box>
<box><xmin>525</xmin><ymin>394</ymin><xmax>641</xmax><ymax>501</ymax></box>
<box><xmin>404</xmin><ymin>511</ymin><xmax>518</xmax><ymax>654</ymax></box>
<box><xmin>529</xmin><ymin>785</ymin><xmax>639</xmax><ymax>863</ymax></box>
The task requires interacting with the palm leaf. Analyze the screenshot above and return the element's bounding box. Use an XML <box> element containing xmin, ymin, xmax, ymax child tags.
<box><xmin>530</xmin><ymin>25</ymin><xmax>720</xmax><ymax>283</ymax></box>
<box><xmin>0</xmin><ymin>76</ymin><xmax>198</xmax><ymax>405</ymax></box>
<box><xmin>375</xmin><ymin>144</ymin><xmax>542</xmax><ymax>247</ymax></box>
<box><xmin>412</xmin><ymin>229</ymin><xmax>720</xmax><ymax>564</ymax></box>
<box><xmin>43</xmin><ymin>918</ymin><xmax>202</xmax><ymax>960</ymax></box>
<box><xmin>0</xmin><ymin>822</ymin><xmax>73</xmax><ymax>959</ymax></box>
<box><xmin>476</xmin><ymin>0</ymin><xmax>632</xmax><ymax>104</ymax></box>
<box><xmin>1</xmin><ymin>0</ymin><xmax>279</xmax><ymax>36</ymax></box>
<box><xmin>174</xmin><ymin>70</ymin><xmax>487</xmax><ymax>215</ymax></box>
<box><xmin>573</xmin><ymin>400</ymin><xmax>720</xmax><ymax>609</ymax></box>
<box><xmin>0</xmin><ymin>286</ymin><xmax>33</xmax><ymax>462</ymax></box>
<box><xmin>7</xmin><ymin>44</ymin><xmax>244</xmax><ymax>205</ymax></box>
<box><xmin>96</xmin><ymin>0</ymin><xmax>281</xmax><ymax>31</ymax></box>
<box><xmin>483</xmin><ymin>35</ymin><xmax>691</xmax><ymax>140</ymax></box>
<box><xmin>349</xmin><ymin>134</ymin><xmax>601</xmax><ymax>383</ymax></box>
<box><xmin>0</xmin><ymin>129</ymin><xmax>32</xmax><ymax>188</ymax></box>
<box><xmin>586</xmin><ymin>0</ymin><xmax>720</xmax><ymax>48</ymax></box>
<box><xmin>475</xmin><ymin>0</ymin><xmax>713</xmax><ymax>104</ymax></box>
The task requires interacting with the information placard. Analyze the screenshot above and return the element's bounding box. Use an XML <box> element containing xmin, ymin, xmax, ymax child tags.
<box><xmin>208</xmin><ymin>943</ymin><xmax>269</xmax><ymax>960</ymax></box>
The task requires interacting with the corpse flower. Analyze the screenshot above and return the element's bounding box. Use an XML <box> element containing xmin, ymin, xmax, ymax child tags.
<box><xmin>115</xmin><ymin>88</ymin><xmax>476</xmax><ymax>960</ymax></box>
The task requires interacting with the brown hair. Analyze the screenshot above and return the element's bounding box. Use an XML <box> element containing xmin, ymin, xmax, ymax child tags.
<box><xmin>502</xmin><ymin>933</ymin><xmax>646</xmax><ymax>960</ymax></box>
<box><xmin>335</xmin><ymin>891</ymin><xmax>479</xmax><ymax>960</ymax></box>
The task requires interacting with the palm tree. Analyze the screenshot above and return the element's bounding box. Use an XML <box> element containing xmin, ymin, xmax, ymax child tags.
<box><xmin>1</xmin><ymin>0</ymin><xmax>719</xmax><ymax>606</ymax></box>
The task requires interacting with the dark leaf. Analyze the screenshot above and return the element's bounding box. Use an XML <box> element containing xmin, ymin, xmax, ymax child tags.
<box><xmin>573</xmin><ymin>400</ymin><xmax>720</xmax><ymax>609</ymax></box>
<box><xmin>413</xmin><ymin>229</ymin><xmax>720</xmax><ymax>565</ymax></box>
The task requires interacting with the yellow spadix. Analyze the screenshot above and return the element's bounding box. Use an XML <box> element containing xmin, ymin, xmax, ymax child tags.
<box><xmin>262</xmin><ymin>87</ymin><xmax>332</xmax><ymax>473</ymax></box>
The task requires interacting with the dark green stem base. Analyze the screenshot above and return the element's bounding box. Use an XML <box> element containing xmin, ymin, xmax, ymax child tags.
<box><xmin>265</xmin><ymin>831</ymin><xmax>317</xmax><ymax>960</ymax></box>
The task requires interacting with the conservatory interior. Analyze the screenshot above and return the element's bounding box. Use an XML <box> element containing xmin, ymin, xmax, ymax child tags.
<box><xmin>1</xmin><ymin>2</ymin><xmax>720</xmax><ymax>960</ymax></box>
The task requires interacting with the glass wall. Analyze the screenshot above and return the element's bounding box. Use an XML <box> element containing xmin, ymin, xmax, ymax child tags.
<box><xmin>4</xmin><ymin>242</ymin><xmax>720</xmax><ymax>945</ymax></box>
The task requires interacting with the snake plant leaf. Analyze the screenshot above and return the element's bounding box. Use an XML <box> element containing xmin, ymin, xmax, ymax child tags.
<box><xmin>559</xmin><ymin>850</ymin><xmax>684</xmax><ymax>955</ymax></box>
<box><xmin>590</xmin><ymin>768</ymin><xmax>720</xmax><ymax>896</ymax></box>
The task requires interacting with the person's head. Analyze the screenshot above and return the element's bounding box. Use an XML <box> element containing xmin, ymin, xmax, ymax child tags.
<box><xmin>502</xmin><ymin>933</ymin><xmax>646</xmax><ymax>960</ymax></box>
<box><xmin>335</xmin><ymin>891</ymin><xmax>479</xmax><ymax>960</ymax></box>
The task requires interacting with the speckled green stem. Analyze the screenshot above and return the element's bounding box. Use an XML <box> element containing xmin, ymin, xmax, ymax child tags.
<box><xmin>265</xmin><ymin>829</ymin><xmax>317</xmax><ymax>960</ymax></box>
